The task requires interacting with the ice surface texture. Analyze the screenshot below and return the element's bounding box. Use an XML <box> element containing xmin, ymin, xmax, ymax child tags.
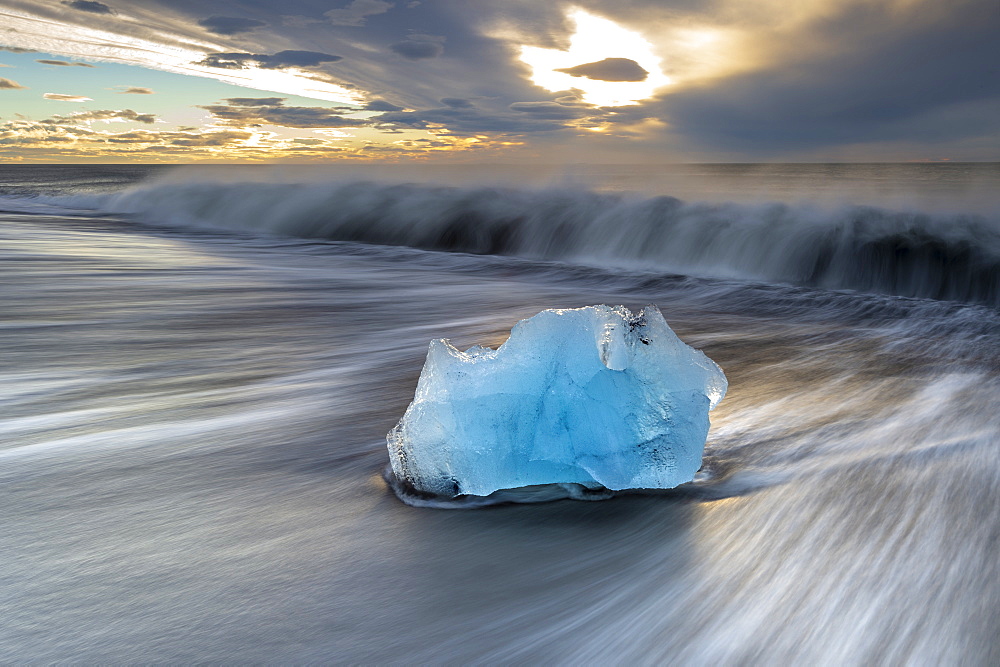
<box><xmin>387</xmin><ymin>305</ymin><xmax>727</xmax><ymax>498</ymax></box>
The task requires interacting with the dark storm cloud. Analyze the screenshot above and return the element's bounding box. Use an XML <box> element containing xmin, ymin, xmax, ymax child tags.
<box><xmin>0</xmin><ymin>77</ymin><xmax>26</xmax><ymax>89</ymax></box>
<box><xmin>555</xmin><ymin>58</ymin><xmax>648</xmax><ymax>82</ymax></box>
<box><xmin>199</xmin><ymin>97</ymin><xmax>370</xmax><ymax>128</ymax></box>
<box><xmin>197</xmin><ymin>50</ymin><xmax>342</xmax><ymax>70</ymax></box>
<box><xmin>389</xmin><ymin>39</ymin><xmax>443</xmax><ymax>60</ymax></box>
<box><xmin>36</xmin><ymin>59</ymin><xmax>96</xmax><ymax>67</ymax></box>
<box><xmin>660</xmin><ymin>0</ymin><xmax>1000</xmax><ymax>153</ymax></box>
<box><xmin>62</xmin><ymin>0</ymin><xmax>113</xmax><ymax>14</ymax></box>
<box><xmin>197</xmin><ymin>16</ymin><xmax>268</xmax><ymax>35</ymax></box>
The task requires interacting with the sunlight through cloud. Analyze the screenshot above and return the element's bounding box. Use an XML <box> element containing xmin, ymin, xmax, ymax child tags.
<box><xmin>520</xmin><ymin>9</ymin><xmax>671</xmax><ymax>107</ymax></box>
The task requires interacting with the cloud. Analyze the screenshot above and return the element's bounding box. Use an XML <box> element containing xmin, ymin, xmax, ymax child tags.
<box><xmin>0</xmin><ymin>47</ymin><xmax>37</xmax><ymax>54</ymax></box>
<box><xmin>659</xmin><ymin>0</ymin><xmax>1000</xmax><ymax>154</ymax></box>
<box><xmin>0</xmin><ymin>77</ymin><xmax>26</xmax><ymax>89</ymax></box>
<box><xmin>57</xmin><ymin>108</ymin><xmax>156</xmax><ymax>123</ymax></box>
<box><xmin>36</xmin><ymin>59</ymin><xmax>97</xmax><ymax>67</ymax></box>
<box><xmin>100</xmin><ymin>130</ymin><xmax>162</xmax><ymax>143</ymax></box>
<box><xmin>197</xmin><ymin>16</ymin><xmax>267</xmax><ymax>36</ymax></box>
<box><xmin>390</xmin><ymin>37</ymin><xmax>443</xmax><ymax>60</ymax></box>
<box><xmin>555</xmin><ymin>58</ymin><xmax>648</xmax><ymax>82</ymax></box>
<box><xmin>0</xmin><ymin>108</ymin><xmax>386</xmax><ymax>160</ymax></box>
<box><xmin>3</xmin><ymin>0</ymin><xmax>996</xmax><ymax>161</ymax></box>
<box><xmin>199</xmin><ymin>97</ymin><xmax>370</xmax><ymax>128</ymax></box>
<box><xmin>364</xmin><ymin>99</ymin><xmax>403</xmax><ymax>111</ymax></box>
<box><xmin>313</xmin><ymin>128</ymin><xmax>353</xmax><ymax>137</ymax></box>
<box><xmin>118</xmin><ymin>86</ymin><xmax>153</xmax><ymax>94</ymax></box>
<box><xmin>167</xmin><ymin>130</ymin><xmax>252</xmax><ymax>147</ymax></box>
<box><xmin>197</xmin><ymin>50</ymin><xmax>342</xmax><ymax>70</ymax></box>
<box><xmin>0</xmin><ymin>118</ymin><xmax>251</xmax><ymax>152</ymax></box>
<box><xmin>324</xmin><ymin>0</ymin><xmax>393</xmax><ymax>27</ymax></box>
<box><xmin>43</xmin><ymin>93</ymin><xmax>93</xmax><ymax>101</ymax></box>
<box><xmin>375</xmin><ymin>102</ymin><xmax>591</xmax><ymax>135</ymax></box>
<box><xmin>62</xmin><ymin>0</ymin><xmax>114</xmax><ymax>14</ymax></box>
<box><xmin>0</xmin><ymin>109</ymin><xmax>156</xmax><ymax>151</ymax></box>
<box><xmin>509</xmin><ymin>101</ymin><xmax>591</xmax><ymax>120</ymax></box>
<box><xmin>226</xmin><ymin>97</ymin><xmax>286</xmax><ymax>107</ymax></box>
<box><xmin>1</xmin><ymin>4</ymin><xmax>357</xmax><ymax>103</ymax></box>
<box><xmin>440</xmin><ymin>97</ymin><xmax>473</xmax><ymax>108</ymax></box>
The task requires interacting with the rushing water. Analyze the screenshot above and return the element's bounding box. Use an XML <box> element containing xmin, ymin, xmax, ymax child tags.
<box><xmin>1</xmin><ymin>163</ymin><xmax>999</xmax><ymax>663</ymax></box>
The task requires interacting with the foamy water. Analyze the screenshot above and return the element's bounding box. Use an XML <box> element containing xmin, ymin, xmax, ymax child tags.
<box><xmin>1</xmin><ymin>164</ymin><xmax>998</xmax><ymax>663</ymax></box>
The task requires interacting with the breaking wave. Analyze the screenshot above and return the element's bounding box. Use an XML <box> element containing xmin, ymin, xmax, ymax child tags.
<box><xmin>75</xmin><ymin>178</ymin><xmax>1000</xmax><ymax>306</ymax></box>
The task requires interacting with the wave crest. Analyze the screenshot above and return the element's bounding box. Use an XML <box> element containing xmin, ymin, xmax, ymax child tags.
<box><xmin>93</xmin><ymin>178</ymin><xmax>1000</xmax><ymax>306</ymax></box>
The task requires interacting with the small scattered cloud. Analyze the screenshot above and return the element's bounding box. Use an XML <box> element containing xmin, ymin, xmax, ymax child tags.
<box><xmin>314</xmin><ymin>128</ymin><xmax>353</xmax><ymax>137</ymax></box>
<box><xmin>62</xmin><ymin>0</ymin><xmax>114</xmax><ymax>14</ymax></box>
<box><xmin>54</xmin><ymin>108</ymin><xmax>156</xmax><ymax>124</ymax></box>
<box><xmin>376</xmin><ymin>102</ymin><xmax>590</xmax><ymax>135</ymax></box>
<box><xmin>0</xmin><ymin>112</ymin><xmax>370</xmax><ymax>159</ymax></box>
<box><xmin>197</xmin><ymin>16</ymin><xmax>267</xmax><ymax>35</ymax></box>
<box><xmin>0</xmin><ymin>47</ymin><xmax>36</xmax><ymax>54</ymax></box>
<box><xmin>364</xmin><ymin>99</ymin><xmax>402</xmax><ymax>111</ymax></box>
<box><xmin>0</xmin><ymin>77</ymin><xmax>26</xmax><ymax>90</ymax></box>
<box><xmin>199</xmin><ymin>97</ymin><xmax>370</xmax><ymax>128</ymax></box>
<box><xmin>43</xmin><ymin>93</ymin><xmax>93</xmax><ymax>101</ymax></box>
<box><xmin>390</xmin><ymin>36</ymin><xmax>444</xmax><ymax>60</ymax></box>
<box><xmin>225</xmin><ymin>97</ymin><xmax>286</xmax><ymax>107</ymax></box>
<box><xmin>167</xmin><ymin>130</ymin><xmax>252</xmax><ymax>147</ymax></box>
<box><xmin>324</xmin><ymin>0</ymin><xmax>393</xmax><ymax>27</ymax></box>
<box><xmin>555</xmin><ymin>58</ymin><xmax>649</xmax><ymax>82</ymax></box>
<box><xmin>36</xmin><ymin>59</ymin><xmax>97</xmax><ymax>68</ymax></box>
<box><xmin>197</xmin><ymin>50</ymin><xmax>342</xmax><ymax>70</ymax></box>
<box><xmin>117</xmin><ymin>86</ymin><xmax>153</xmax><ymax>94</ymax></box>
<box><xmin>91</xmin><ymin>128</ymin><xmax>253</xmax><ymax>147</ymax></box>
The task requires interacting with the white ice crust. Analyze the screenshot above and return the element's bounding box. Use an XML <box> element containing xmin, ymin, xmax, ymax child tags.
<box><xmin>387</xmin><ymin>305</ymin><xmax>727</xmax><ymax>497</ymax></box>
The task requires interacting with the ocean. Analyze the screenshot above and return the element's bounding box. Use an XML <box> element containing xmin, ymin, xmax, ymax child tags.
<box><xmin>1</xmin><ymin>162</ymin><xmax>998</xmax><ymax>663</ymax></box>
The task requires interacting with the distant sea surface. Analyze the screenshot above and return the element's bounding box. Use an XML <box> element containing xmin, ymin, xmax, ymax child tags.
<box><xmin>2</xmin><ymin>163</ymin><xmax>999</xmax><ymax>663</ymax></box>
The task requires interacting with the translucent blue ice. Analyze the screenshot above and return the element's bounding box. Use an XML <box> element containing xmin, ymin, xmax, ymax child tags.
<box><xmin>387</xmin><ymin>305</ymin><xmax>727</xmax><ymax>497</ymax></box>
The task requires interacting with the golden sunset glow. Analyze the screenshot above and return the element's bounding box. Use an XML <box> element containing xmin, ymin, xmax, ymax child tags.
<box><xmin>0</xmin><ymin>0</ymin><xmax>991</xmax><ymax>162</ymax></box>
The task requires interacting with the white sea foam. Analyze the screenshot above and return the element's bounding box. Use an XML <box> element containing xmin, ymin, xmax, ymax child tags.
<box><xmin>58</xmin><ymin>174</ymin><xmax>1000</xmax><ymax>306</ymax></box>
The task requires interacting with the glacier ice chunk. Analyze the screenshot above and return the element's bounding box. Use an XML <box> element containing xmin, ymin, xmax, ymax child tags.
<box><xmin>386</xmin><ymin>305</ymin><xmax>727</xmax><ymax>498</ymax></box>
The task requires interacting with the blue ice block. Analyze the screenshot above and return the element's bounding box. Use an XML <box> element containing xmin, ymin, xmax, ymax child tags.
<box><xmin>387</xmin><ymin>305</ymin><xmax>727</xmax><ymax>497</ymax></box>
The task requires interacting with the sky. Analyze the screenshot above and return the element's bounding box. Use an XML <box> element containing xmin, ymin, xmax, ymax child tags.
<box><xmin>0</xmin><ymin>0</ymin><xmax>997</xmax><ymax>163</ymax></box>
